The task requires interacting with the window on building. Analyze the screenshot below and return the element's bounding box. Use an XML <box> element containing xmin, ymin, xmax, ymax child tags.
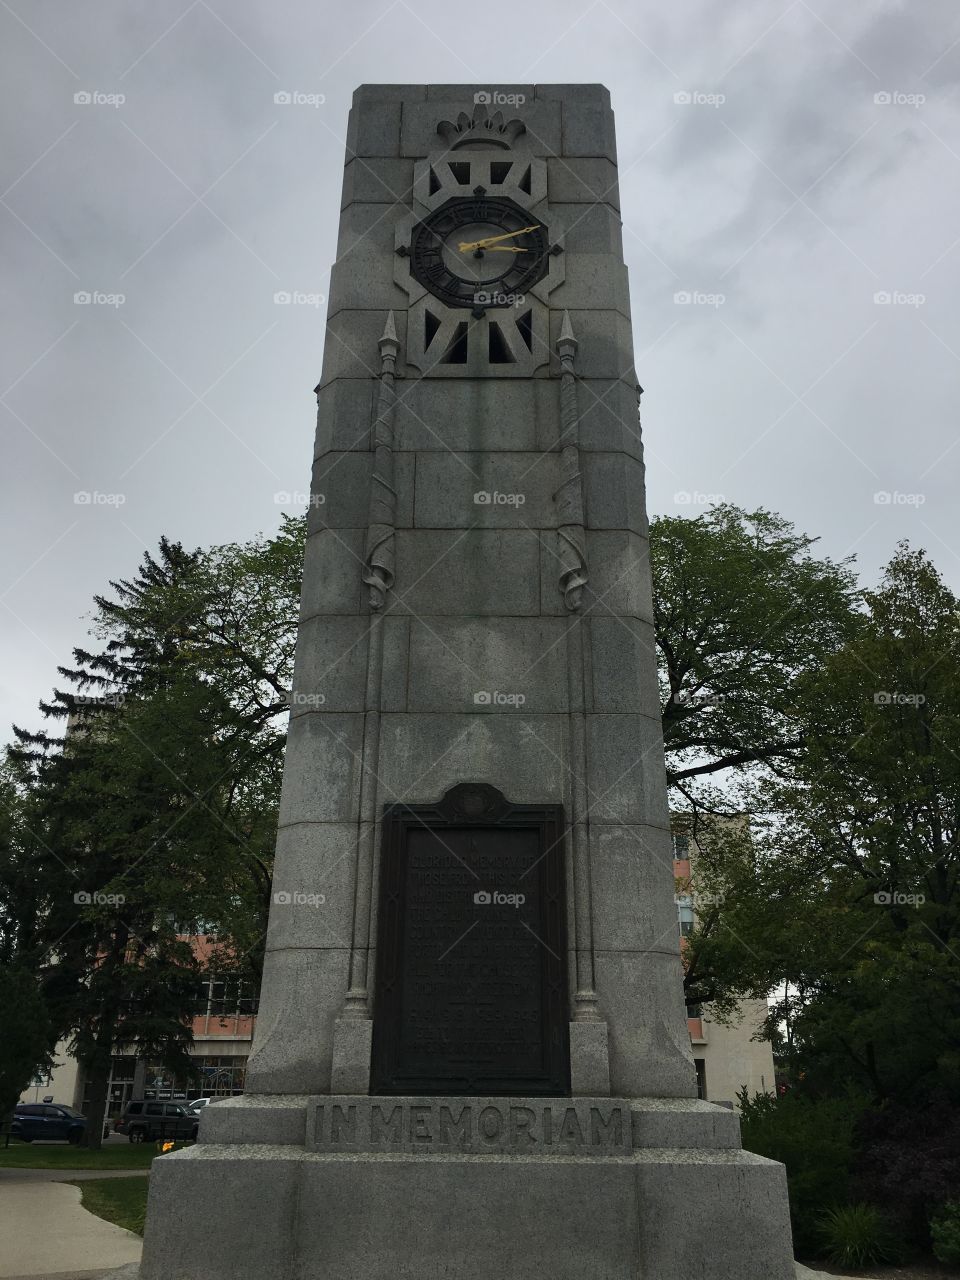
<box><xmin>694</xmin><ymin>1058</ymin><xmax>707</xmax><ymax>1100</ymax></box>
<box><xmin>686</xmin><ymin>1002</ymin><xmax>703</xmax><ymax>1019</ymax></box>
<box><xmin>204</xmin><ymin>975</ymin><xmax>259</xmax><ymax>1018</ymax></box>
<box><xmin>676</xmin><ymin>896</ymin><xmax>695</xmax><ymax>937</ymax></box>
<box><xmin>672</xmin><ymin>833</ymin><xmax>689</xmax><ymax>859</ymax></box>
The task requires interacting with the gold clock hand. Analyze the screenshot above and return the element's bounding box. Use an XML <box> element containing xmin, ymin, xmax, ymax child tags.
<box><xmin>457</xmin><ymin>224</ymin><xmax>541</xmax><ymax>252</ymax></box>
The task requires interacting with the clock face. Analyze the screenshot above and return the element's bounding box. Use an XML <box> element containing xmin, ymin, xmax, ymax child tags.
<box><xmin>409</xmin><ymin>195</ymin><xmax>549</xmax><ymax>310</ymax></box>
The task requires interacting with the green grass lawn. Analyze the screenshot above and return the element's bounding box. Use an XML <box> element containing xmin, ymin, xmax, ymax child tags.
<box><xmin>73</xmin><ymin>1175</ymin><xmax>149</xmax><ymax>1236</ymax></box>
<box><xmin>0</xmin><ymin>1140</ymin><xmax>186</xmax><ymax>1169</ymax></box>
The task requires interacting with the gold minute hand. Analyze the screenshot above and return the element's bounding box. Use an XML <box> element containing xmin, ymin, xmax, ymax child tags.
<box><xmin>457</xmin><ymin>224</ymin><xmax>541</xmax><ymax>252</ymax></box>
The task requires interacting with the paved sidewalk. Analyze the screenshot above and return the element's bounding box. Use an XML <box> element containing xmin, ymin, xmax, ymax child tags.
<box><xmin>0</xmin><ymin>1174</ymin><xmax>142</xmax><ymax>1279</ymax></box>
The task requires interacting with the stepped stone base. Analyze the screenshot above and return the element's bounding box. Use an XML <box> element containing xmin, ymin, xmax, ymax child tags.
<box><xmin>129</xmin><ymin>1094</ymin><xmax>796</xmax><ymax>1280</ymax></box>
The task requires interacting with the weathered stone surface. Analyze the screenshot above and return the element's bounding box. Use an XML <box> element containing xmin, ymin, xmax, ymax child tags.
<box><xmin>376</xmin><ymin>713</ymin><xmax>566</xmax><ymax>805</ymax></box>
<box><xmin>589</xmin><ymin>825</ymin><xmax>682</xmax><ymax>949</ymax></box>
<box><xmin>392</xmin><ymin>378</ymin><xmax>558</xmax><ymax>452</ymax></box>
<box><xmin>330</xmin><ymin>1019</ymin><xmax>373</xmax><ymax>1093</ymax></box>
<box><xmin>569</xmin><ymin>1020</ymin><xmax>612</xmax><ymax>1096</ymax></box>
<box><xmin>575</xmin><ymin>378</ymin><xmax>644</xmax><ymax>458</ymax></box>
<box><xmin>198</xmin><ymin>1094</ymin><xmax>310</xmax><ymax>1146</ymax></box>
<box><xmin>392</xmin><ymin>529</ymin><xmax>542</xmax><ymax>616</ymax></box>
<box><xmin>266</xmin><ymin>823</ymin><xmax>358</xmax><ymax>950</ymax></box>
<box><xmin>345</xmin><ymin>100</ymin><xmax>402</xmax><ymax>160</ymax></box>
<box><xmin>405</xmin><ymin>617</ymin><xmax>568</xmax><ymax>713</ymax></box>
<box><xmin>633</xmin><ymin>1149</ymin><xmax>796</xmax><ymax>1279</ymax></box>
<box><xmin>549</xmin><ymin>254</ymin><xmax>631</xmax><ymax>315</ymax></box>
<box><xmin>276</xmin><ymin>712</ymin><xmax>363</xmax><ymax>825</ymax></box>
<box><xmin>547</xmin><ymin>156</ymin><xmax>620</xmax><ymax>207</ymax></box>
<box><xmin>299</xmin><ymin>529</ymin><xmax>364</xmax><ymax>618</ymax></box>
<box><xmin>589</xmin><ymin>615</ymin><xmax>661</xmax><ymax>716</ymax></box>
<box><xmin>341</xmin><ymin>157</ymin><xmax>416</xmax><ymax>207</ymax></box>
<box><xmin>629</xmin><ymin>1097</ymin><xmax>742</xmax><ymax>1150</ymax></box>
<box><xmin>413</xmin><ymin>451</ymin><xmax>558</xmax><ymax>529</ymax></box>
<box><xmin>582</xmin><ymin>452</ymin><xmax>648</xmax><ymax>532</ymax></box>
<box><xmin>316</xmin><ymin>310</ymin><xmax>408</xmax><ymax>387</ymax></box>
<box><xmin>314</xmin><ymin>378</ymin><xmax>375</xmax><ymax>456</ymax></box>
<box><xmin>244</xmin><ymin>946</ymin><xmax>350</xmax><ymax>1094</ymax></box>
<box><xmin>290</xmin><ymin>615</ymin><xmax>369</xmax><ymax>712</ymax></box>
<box><xmin>586</xmin><ymin>713</ymin><xmax>671</xmax><ymax>826</ymax></box>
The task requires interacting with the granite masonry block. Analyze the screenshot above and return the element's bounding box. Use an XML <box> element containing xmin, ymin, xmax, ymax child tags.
<box><xmin>581</xmin><ymin>452</ymin><xmax>648</xmax><ymax>533</ymax></box>
<box><xmin>341</xmin><ymin>157</ymin><xmax>416</xmax><ymax>207</ymax></box>
<box><xmin>392</xmin><ymin>529</ymin><xmax>543</xmax><ymax>616</ymax></box>
<box><xmin>589</xmin><ymin>614</ymin><xmax>662</xmax><ymax>716</ymax></box>
<box><xmin>405</xmin><ymin>617</ymin><xmax>568</xmax><ymax>713</ymax></box>
<box><xmin>266</xmin><ymin>822</ymin><xmax>359</xmax><ymax>950</ymax></box>
<box><xmin>413</xmin><ymin>451</ymin><xmax>559</xmax><ymax>529</ymax></box>
<box><xmin>290</xmin><ymin>614</ymin><xmax>369</xmax><ymax>713</ymax></box>
<box><xmin>547</xmin><ymin>156</ymin><xmax>620</xmax><ymax>208</ymax></box>
<box><xmin>277</xmin><ymin>712</ymin><xmax>363</xmax><ymax>825</ymax></box>
<box><xmin>299</xmin><ymin>529</ymin><xmax>364</xmax><ymax>619</ymax></box>
<box><xmin>376</xmin><ymin>712</ymin><xmax>566</xmax><ymax>806</ymax></box>
<box><xmin>585</xmin><ymin>712</ymin><xmax>671</xmax><ymax>826</ymax></box>
<box><xmin>314</xmin><ymin>378</ymin><xmax>376</xmax><ymax>456</ymax></box>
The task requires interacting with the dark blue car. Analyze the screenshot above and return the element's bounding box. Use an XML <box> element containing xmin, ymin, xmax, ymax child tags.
<box><xmin>11</xmin><ymin>1102</ymin><xmax>103</xmax><ymax>1144</ymax></box>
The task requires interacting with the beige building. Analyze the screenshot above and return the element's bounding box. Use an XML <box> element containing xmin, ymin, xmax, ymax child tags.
<box><xmin>673</xmin><ymin>828</ymin><xmax>776</xmax><ymax>1109</ymax></box>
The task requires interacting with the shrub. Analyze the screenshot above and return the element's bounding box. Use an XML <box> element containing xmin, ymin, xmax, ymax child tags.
<box><xmin>931</xmin><ymin>1201</ymin><xmax>960</xmax><ymax>1266</ymax></box>
<box><xmin>738</xmin><ymin>1089</ymin><xmax>866</xmax><ymax>1256</ymax></box>
<box><xmin>817</xmin><ymin>1203</ymin><xmax>903</xmax><ymax>1268</ymax></box>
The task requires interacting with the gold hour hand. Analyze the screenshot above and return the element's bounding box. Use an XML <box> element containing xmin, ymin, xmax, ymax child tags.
<box><xmin>458</xmin><ymin>224</ymin><xmax>541</xmax><ymax>252</ymax></box>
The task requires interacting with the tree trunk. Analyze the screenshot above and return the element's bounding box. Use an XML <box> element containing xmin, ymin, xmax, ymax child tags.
<box><xmin>79</xmin><ymin>1012</ymin><xmax>117</xmax><ymax>1151</ymax></box>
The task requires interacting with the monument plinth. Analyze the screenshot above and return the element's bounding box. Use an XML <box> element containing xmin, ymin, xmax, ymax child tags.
<box><xmin>135</xmin><ymin>83</ymin><xmax>796</xmax><ymax>1280</ymax></box>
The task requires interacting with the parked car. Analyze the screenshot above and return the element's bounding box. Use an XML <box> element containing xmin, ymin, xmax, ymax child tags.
<box><xmin>186</xmin><ymin>1097</ymin><xmax>213</xmax><ymax>1114</ymax></box>
<box><xmin>114</xmin><ymin>1100</ymin><xmax>199</xmax><ymax>1144</ymax></box>
<box><xmin>11</xmin><ymin>1102</ymin><xmax>109</xmax><ymax>1144</ymax></box>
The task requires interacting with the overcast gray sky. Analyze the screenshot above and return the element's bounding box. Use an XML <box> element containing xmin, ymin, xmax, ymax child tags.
<box><xmin>2</xmin><ymin>0</ymin><xmax>958</xmax><ymax>740</ymax></box>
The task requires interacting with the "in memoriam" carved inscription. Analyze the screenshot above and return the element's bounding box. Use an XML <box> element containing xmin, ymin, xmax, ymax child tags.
<box><xmin>310</xmin><ymin>1097</ymin><xmax>631</xmax><ymax>1156</ymax></box>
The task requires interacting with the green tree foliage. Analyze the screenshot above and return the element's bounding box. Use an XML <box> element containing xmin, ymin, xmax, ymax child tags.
<box><xmin>6</xmin><ymin>522</ymin><xmax>304</xmax><ymax>1146</ymax></box>
<box><xmin>650</xmin><ymin>505</ymin><xmax>860</xmax><ymax>807</ymax></box>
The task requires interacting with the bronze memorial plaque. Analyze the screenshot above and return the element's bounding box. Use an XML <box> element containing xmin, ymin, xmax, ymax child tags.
<box><xmin>371</xmin><ymin>784</ymin><xmax>570</xmax><ymax>1095</ymax></box>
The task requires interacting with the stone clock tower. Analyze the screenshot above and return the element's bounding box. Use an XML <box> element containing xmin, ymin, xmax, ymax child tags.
<box><xmin>133</xmin><ymin>85</ymin><xmax>796</xmax><ymax>1280</ymax></box>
